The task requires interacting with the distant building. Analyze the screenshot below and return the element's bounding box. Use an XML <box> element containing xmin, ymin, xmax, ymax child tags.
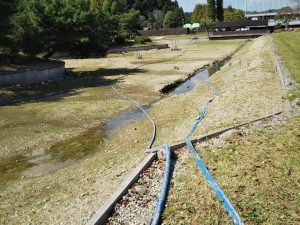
<box><xmin>246</xmin><ymin>12</ymin><xmax>300</xmax><ymax>28</ymax></box>
<box><xmin>209</xmin><ymin>20</ymin><xmax>268</xmax><ymax>40</ymax></box>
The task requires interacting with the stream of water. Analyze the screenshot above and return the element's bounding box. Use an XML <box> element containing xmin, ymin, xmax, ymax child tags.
<box><xmin>0</xmin><ymin>58</ymin><xmax>229</xmax><ymax>185</ymax></box>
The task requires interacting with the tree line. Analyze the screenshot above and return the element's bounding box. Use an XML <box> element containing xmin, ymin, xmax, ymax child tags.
<box><xmin>0</xmin><ymin>0</ymin><xmax>185</xmax><ymax>58</ymax></box>
<box><xmin>192</xmin><ymin>1</ymin><xmax>244</xmax><ymax>24</ymax></box>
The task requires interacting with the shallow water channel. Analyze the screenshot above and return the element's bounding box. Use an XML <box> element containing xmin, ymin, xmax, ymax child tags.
<box><xmin>0</xmin><ymin>58</ymin><xmax>229</xmax><ymax>185</ymax></box>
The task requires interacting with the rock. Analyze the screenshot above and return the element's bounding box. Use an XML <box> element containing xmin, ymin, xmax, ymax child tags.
<box><xmin>134</xmin><ymin>185</ymin><xmax>147</xmax><ymax>195</ymax></box>
<box><xmin>219</xmin><ymin>129</ymin><xmax>240</xmax><ymax>141</ymax></box>
<box><xmin>157</xmin><ymin>150</ymin><xmax>166</xmax><ymax>161</ymax></box>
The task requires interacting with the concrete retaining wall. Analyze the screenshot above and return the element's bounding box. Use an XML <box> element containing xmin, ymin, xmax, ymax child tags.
<box><xmin>0</xmin><ymin>63</ymin><xmax>65</xmax><ymax>86</ymax></box>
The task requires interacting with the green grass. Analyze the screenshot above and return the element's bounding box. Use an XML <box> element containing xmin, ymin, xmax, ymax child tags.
<box><xmin>273</xmin><ymin>32</ymin><xmax>300</xmax><ymax>97</ymax></box>
<box><xmin>163</xmin><ymin>117</ymin><xmax>300</xmax><ymax>224</ymax></box>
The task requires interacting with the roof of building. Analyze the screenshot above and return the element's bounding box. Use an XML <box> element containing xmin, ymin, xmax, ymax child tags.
<box><xmin>245</xmin><ymin>12</ymin><xmax>277</xmax><ymax>17</ymax></box>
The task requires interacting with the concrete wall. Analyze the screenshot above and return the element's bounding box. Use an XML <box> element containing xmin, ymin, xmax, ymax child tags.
<box><xmin>0</xmin><ymin>63</ymin><xmax>65</xmax><ymax>86</ymax></box>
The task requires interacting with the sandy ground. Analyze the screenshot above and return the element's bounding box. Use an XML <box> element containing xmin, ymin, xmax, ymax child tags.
<box><xmin>0</xmin><ymin>37</ymin><xmax>282</xmax><ymax>225</ymax></box>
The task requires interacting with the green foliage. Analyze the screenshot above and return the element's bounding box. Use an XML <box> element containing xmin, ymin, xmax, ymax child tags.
<box><xmin>0</xmin><ymin>0</ymin><xmax>18</xmax><ymax>55</ymax></box>
<box><xmin>193</xmin><ymin>1</ymin><xmax>223</xmax><ymax>23</ymax></box>
<box><xmin>102</xmin><ymin>0</ymin><xmax>126</xmax><ymax>15</ymax></box>
<box><xmin>114</xmin><ymin>35</ymin><xmax>126</xmax><ymax>44</ymax></box>
<box><xmin>191</xmin><ymin>4</ymin><xmax>208</xmax><ymax>23</ymax></box>
<box><xmin>200</xmin><ymin>18</ymin><xmax>214</xmax><ymax>35</ymax></box>
<box><xmin>118</xmin><ymin>10</ymin><xmax>142</xmax><ymax>39</ymax></box>
<box><xmin>207</xmin><ymin>0</ymin><xmax>216</xmax><ymax>21</ymax></box>
<box><xmin>152</xmin><ymin>10</ymin><xmax>164</xmax><ymax>28</ymax></box>
<box><xmin>216</xmin><ymin>0</ymin><xmax>224</xmax><ymax>21</ymax></box>
<box><xmin>135</xmin><ymin>36</ymin><xmax>151</xmax><ymax>44</ymax></box>
<box><xmin>1</xmin><ymin>0</ymin><xmax>183</xmax><ymax>57</ymax></box>
<box><xmin>224</xmin><ymin>6</ymin><xmax>245</xmax><ymax>22</ymax></box>
<box><xmin>11</xmin><ymin>0</ymin><xmax>113</xmax><ymax>56</ymax></box>
<box><xmin>163</xmin><ymin>7</ymin><xmax>185</xmax><ymax>28</ymax></box>
<box><xmin>163</xmin><ymin>11</ymin><xmax>177</xmax><ymax>28</ymax></box>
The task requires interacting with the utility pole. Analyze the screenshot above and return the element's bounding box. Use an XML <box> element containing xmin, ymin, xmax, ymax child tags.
<box><xmin>245</xmin><ymin>0</ymin><xmax>247</xmax><ymax>14</ymax></box>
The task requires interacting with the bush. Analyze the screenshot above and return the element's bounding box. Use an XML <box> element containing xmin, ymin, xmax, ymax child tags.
<box><xmin>114</xmin><ymin>35</ymin><xmax>126</xmax><ymax>44</ymax></box>
<box><xmin>135</xmin><ymin>36</ymin><xmax>152</xmax><ymax>44</ymax></box>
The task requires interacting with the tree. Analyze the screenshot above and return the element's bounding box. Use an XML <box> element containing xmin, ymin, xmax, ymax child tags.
<box><xmin>184</xmin><ymin>12</ymin><xmax>192</xmax><ymax>24</ymax></box>
<box><xmin>118</xmin><ymin>10</ymin><xmax>142</xmax><ymax>39</ymax></box>
<box><xmin>152</xmin><ymin>10</ymin><xmax>164</xmax><ymax>28</ymax></box>
<box><xmin>102</xmin><ymin>0</ymin><xmax>112</xmax><ymax>14</ymax></box>
<box><xmin>163</xmin><ymin>11</ymin><xmax>178</xmax><ymax>28</ymax></box>
<box><xmin>111</xmin><ymin>1</ymin><xmax>119</xmax><ymax>15</ymax></box>
<box><xmin>224</xmin><ymin>6</ymin><xmax>245</xmax><ymax>22</ymax></box>
<box><xmin>207</xmin><ymin>0</ymin><xmax>216</xmax><ymax>21</ymax></box>
<box><xmin>216</xmin><ymin>0</ymin><xmax>224</xmax><ymax>22</ymax></box>
<box><xmin>11</xmin><ymin>0</ymin><xmax>113</xmax><ymax>56</ymax></box>
<box><xmin>174</xmin><ymin>7</ymin><xmax>185</xmax><ymax>26</ymax></box>
<box><xmin>0</xmin><ymin>0</ymin><xmax>18</xmax><ymax>55</ymax></box>
<box><xmin>200</xmin><ymin>18</ymin><xmax>213</xmax><ymax>35</ymax></box>
<box><xmin>276</xmin><ymin>7</ymin><xmax>294</xmax><ymax>29</ymax></box>
<box><xmin>191</xmin><ymin>4</ymin><xmax>208</xmax><ymax>23</ymax></box>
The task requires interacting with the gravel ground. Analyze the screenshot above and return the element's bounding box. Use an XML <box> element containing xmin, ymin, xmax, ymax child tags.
<box><xmin>107</xmin><ymin>159</ymin><xmax>165</xmax><ymax>225</ymax></box>
<box><xmin>106</xmin><ymin>147</ymin><xmax>190</xmax><ymax>225</ymax></box>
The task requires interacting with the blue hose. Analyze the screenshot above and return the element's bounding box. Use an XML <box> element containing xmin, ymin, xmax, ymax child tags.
<box><xmin>184</xmin><ymin>83</ymin><xmax>243</xmax><ymax>224</ymax></box>
<box><xmin>151</xmin><ymin>145</ymin><xmax>171</xmax><ymax>225</ymax></box>
<box><xmin>185</xmin><ymin>140</ymin><xmax>243</xmax><ymax>225</ymax></box>
<box><xmin>111</xmin><ymin>86</ymin><xmax>156</xmax><ymax>149</ymax></box>
<box><xmin>186</xmin><ymin>101</ymin><xmax>211</xmax><ymax>139</ymax></box>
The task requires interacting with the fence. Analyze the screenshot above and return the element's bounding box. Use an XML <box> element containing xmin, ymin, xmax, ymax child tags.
<box><xmin>138</xmin><ymin>28</ymin><xmax>189</xmax><ymax>37</ymax></box>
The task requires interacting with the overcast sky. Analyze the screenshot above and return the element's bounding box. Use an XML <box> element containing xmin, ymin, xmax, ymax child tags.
<box><xmin>177</xmin><ymin>0</ymin><xmax>294</xmax><ymax>12</ymax></box>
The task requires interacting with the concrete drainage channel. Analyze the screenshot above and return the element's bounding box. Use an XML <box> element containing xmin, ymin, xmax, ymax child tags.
<box><xmin>87</xmin><ymin>111</ymin><xmax>282</xmax><ymax>225</ymax></box>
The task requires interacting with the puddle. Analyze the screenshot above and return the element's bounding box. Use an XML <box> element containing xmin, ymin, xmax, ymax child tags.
<box><xmin>0</xmin><ymin>104</ymin><xmax>153</xmax><ymax>185</ymax></box>
<box><xmin>106</xmin><ymin>105</ymin><xmax>151</xmax><ymax>137</ymax></box>
<box><xmin>0</xmin><ymin>125</ymin><xmax>106</xmax><ymax>185</ymax></box>
<box><xmin>169</xmin><ymin>58</ymin><xmax>230</xmax><ymax>96</ymax></box>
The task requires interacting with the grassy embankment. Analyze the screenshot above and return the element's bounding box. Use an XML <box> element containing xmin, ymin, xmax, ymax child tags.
<box><xmin>162</xmin><ymin>33</ymin><xmax>300</xmax><ymax>224</ymax></box>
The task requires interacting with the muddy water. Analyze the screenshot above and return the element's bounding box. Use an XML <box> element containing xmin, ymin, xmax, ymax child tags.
<box><xmin>0</xmin><ymin>125</ymin><xmax>106</xmax><ymax>185</ymax></box>
<box><xmin>0</xmin><ymin>105</ymin><xmax>154</xmax><ymax>185</ymax></box>
<box><xmin>169</xmin><ymin>58</ymin><xmax>229</xmax><ymax>96</ymax></box>
<box><xmin>0</xmin><ymin>58</ymin><xmax>229</xmax><ymax>185</ymax></box>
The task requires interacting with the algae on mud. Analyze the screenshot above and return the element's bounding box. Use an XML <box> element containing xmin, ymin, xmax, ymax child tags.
<box><xmin>0</xmin><ymin>124</ymin><xmax>106</xmax><ymax>185</ymax></box>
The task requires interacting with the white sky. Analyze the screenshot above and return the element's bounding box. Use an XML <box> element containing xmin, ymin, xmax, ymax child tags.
<box><xmin>177</xmin><ymin>0</ymin><xmax>294</xmax><ymax>12</ymax></box>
